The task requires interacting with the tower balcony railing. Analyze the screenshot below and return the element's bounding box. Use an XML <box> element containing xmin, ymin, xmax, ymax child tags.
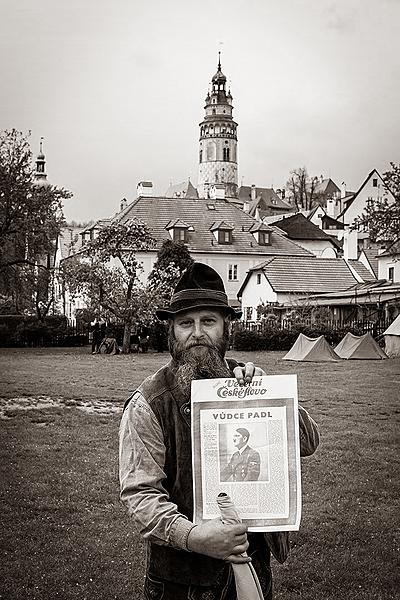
<box><xmin>199</xmin><ymin>133</ymin><xmax>237</xmax><ymax>140</ymax></box>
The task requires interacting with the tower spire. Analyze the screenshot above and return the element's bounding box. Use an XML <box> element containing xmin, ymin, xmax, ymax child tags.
<box><xmin>34</xmin><ymin>137</ymin><xmax>49</xmax><ymax>186</ymax></box>
<box><xmin>197</xmin><ymin>58</ymin><xmax>238</xmax><ymax>200</ymax></box>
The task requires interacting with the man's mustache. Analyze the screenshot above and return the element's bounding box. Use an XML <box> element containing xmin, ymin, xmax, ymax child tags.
<box><xmin>185</xmin><ymin>340</ymin><xmax>214</xmax><ymax>349</ymax></box>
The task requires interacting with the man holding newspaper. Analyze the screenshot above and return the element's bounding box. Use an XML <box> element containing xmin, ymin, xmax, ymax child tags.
<box><xmin>119</xmin><ymin>263</ymin><xmax>319</xmax><ymax>600</ymax></box>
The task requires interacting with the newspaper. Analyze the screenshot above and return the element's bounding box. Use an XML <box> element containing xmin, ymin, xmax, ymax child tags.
<box><xmin>191</xmin><ymin>374</ymin><xmax>301</xmax><ymax>532</ymax></box>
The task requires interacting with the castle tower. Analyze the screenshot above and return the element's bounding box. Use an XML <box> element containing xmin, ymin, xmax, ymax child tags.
<box><xmin>198</xmin><ymin>54</ymin><xmax>238</xmax><ymax>199</ymax></box>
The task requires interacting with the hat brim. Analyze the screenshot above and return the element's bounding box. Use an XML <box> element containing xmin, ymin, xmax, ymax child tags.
<box><xmin>156</xmin><ymin>302</ymin><xmax>242</xmax><ymax>321</ymax></box>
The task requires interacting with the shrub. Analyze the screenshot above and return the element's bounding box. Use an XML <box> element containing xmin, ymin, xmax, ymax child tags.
<box><xmin>0</xmin><ymin>315</ymin><xmax>69</xmax><ymax>347</ymax></box>
<box><xmin>232</xmin><ymin>322</ymin><xmax>368</xmax><ymax>352</ymax></box>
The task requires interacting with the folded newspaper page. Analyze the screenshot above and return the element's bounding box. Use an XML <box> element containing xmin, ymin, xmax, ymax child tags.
<box><xmin>191</xmin><ymin>374</ymin><xmax>301</xmax><ymax>532</ymax></box>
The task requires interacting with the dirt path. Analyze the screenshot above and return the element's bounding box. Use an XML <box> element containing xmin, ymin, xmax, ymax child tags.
<box><xmin>0</xmin><ymin>395</ymin><xmax>123</xmax><ymax>419</ymax></box>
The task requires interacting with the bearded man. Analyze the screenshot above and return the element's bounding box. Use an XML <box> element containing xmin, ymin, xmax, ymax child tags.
<box><xmin>119</xmin><ymin>263</ymin><xmax>319</xmax><ymax>600</ymax></box>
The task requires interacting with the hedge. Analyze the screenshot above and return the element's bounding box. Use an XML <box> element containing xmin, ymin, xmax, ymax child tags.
<box><xmin>232</xmin><ymin>323</ymin><xmax>366</xmax><ymax>352</ymax></box>
<box><xmin>0</xmin><ymin>315</ymin><xmax>70</xmax><ymax>347</ymax></box>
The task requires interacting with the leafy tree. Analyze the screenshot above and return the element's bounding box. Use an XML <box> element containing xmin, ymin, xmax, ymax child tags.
<box><xmin>286</xmin><ymin>167</ymin><xmax>319</xmax><ymax>211</ymax></box>
<box><xmin>0</xmin><ymin>129</ymin><xmax>71</xmax><ymax>317</ymax></box>
<box><xmin>61</xmin><ymin>219</ymin><xmax>156</xmax><ymax>353</ymax></box>
<box><xmin>148</xmin><ymin>239</ymin><xmax>194</xmax><ymax>306</ymax></box>
<box><xmin>357</xmin><ymin>162</ymin><xmax>400</xmax><ymax>249</ymax></box>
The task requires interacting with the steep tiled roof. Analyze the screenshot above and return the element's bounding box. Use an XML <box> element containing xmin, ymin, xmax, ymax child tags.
<box><xmin>164</xmin><ymin>180</ymin><xmax>199</xmax><ymax>199</ymax></box>
<box><xmin>114</xmin><ymin>196</ymin><xmax>312</xmax><ymax>257</ymax></box>
<box><xmin>313</xmin><ymin>178</ymin><xmax>340</xmax><ymax>195</ymax></box>
<box><xmin>269</xmin><ymin>213</ymin><xmax>341</xmax><ymax>248</ymax></box>
<box><xmin>238</xmin><ymin>257</ymin><xmax>367</xmax><ymax>296</ymax></box>
<box><xmin>361</xmin><ymin>248</ymin><xmax>379</xmax><ymax>277</ymax></box>
<box><xmin>238</xmin><ymin>186</ymin><xmax>292</xmax><ymax>211</ymax></box>
<box><xmin>347</xmin><ymin>259</ymin><xmax>377</xmax><ymax>281</ymax></box>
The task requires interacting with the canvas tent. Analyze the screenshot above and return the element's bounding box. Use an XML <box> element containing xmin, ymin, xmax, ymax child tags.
<box><xmin>283</xmin><ymin>333</ymin><xmax>340</xmax><ymax>362</ymax></box>
<box><xmin>334</xmin><ymin>332</ymin><xmax>387</xmax><ymax>360</ymax></box>
<box><xmin>383</xmin><ymin>315</ymin><xmax>400</xmax><ymax>357</ymax></box>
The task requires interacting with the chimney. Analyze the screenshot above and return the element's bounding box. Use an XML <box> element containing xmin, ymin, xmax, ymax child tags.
<box><xmin>251</xmin><ymin>184</ymin><xmax>257</xmax><ymax>201</ymax></box>
<box><xmin>210</xmin><ymin>184</ymin><xmax>226</xmax><ymax>200</ymax></box>
<box><xmin>343</xmin><ymin>229</ymin><xmax>358</xmax><ymax>260</ymax></box>
<box><xmin>243</xmin><ymin>200</ymin><xmax>250</xmax><ymax>213</ymax></box>
<box><xmin>137</xmin><ymin>181</ymin><xmax>153</xmax><ymax>198</ymax></box>
<box><xmin>120</xmin><ymin>197</ymin><xmax>127</xmax><ymax>212</ymax></box>
<box><xmin>341</xmin><ymin>181</ymin><xmax>347</xmax><ymax>199</ymax></box>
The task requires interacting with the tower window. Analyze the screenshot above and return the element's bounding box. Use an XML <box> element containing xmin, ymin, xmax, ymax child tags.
<box><xmin>199</xmin><ymin>150</ymin><xmax>202</xmax><ymax>162</ymax></box>
<box><xmin>223</xmin><ymin>148</ymin><xmax>230</xmax><ymax>161</ymax></box>
<box><xmin>212</xmin><ymin>108</ymin><xmax>216</xmax><ymax>114</ymax></box>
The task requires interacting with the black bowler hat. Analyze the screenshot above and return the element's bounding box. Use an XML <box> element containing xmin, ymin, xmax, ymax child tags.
<box><xmin>156</xmin><ymin>263</ymin><xmax>242</xmax><ymax>321</ymax></box>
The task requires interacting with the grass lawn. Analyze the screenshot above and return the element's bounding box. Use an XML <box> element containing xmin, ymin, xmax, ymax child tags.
<box><xmin>1</xmin><ymin>347</ymin><xmax>399</xmax><ymax>599</ymax></box>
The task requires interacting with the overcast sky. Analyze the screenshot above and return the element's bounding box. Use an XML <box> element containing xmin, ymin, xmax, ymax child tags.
<box><xmin>1</xmin><ymin>0</ymin><xmax>399</xmax><ymax>223</ymax></box>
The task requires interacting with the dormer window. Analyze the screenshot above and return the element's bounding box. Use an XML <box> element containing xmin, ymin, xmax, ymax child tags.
<box><xmin>210</xmin><ymin>221</ymin><xmax>234</xmax><ymax>245</ymax></box>
<box><xmin>249</xmin><ymin>223</ymin><xmax>272</xmax><ymax>246</ymax></box>
<box><xmin>218</xmin><ymin>229</ymin><xmax>232</xmax><ymax>244</ymax></box>
<box><xmin>174</xmin><ymin>228</ymin><xmax>187</xmax><ymax>243</ymax></box>
<box><xmin>259</xmin><ymin>231</ymin><xmax>271</xmax><ymax>245</ymax></box>
<box><xmin>166</xmin><ymin>219</ymin><xmax>190</xmax><ymax>244</ymax></box>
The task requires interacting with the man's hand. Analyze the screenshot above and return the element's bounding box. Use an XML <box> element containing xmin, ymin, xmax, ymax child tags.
<box><xmin>187</xmin><ymin>519</ymin><xmax>250</xmax><ymax>564</ymax></box>
<box><xmin>233</xmin><ymin>362</ymin><xmax>266</xmax><ymax>386</ymax></box>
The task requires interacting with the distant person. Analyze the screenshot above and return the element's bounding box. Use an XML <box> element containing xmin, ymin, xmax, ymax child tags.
<box><xmin>138</xmin><ymin>323</ymin><xmax>150</xmax><ymax>353</ymax></box>
<box><xmin>90</xmin><ymin>320</ymin><xmax>102</xmax><ymax>354</ymax></box>
<box><xmin>220</xmin><ymin>428</ymin><xmax>261</xmax><ymax>482</ymax></box>
<box><xmin>130</xmin><ymin>323</ymin><xmax>140</xmax><ymax>353</ymax></box>
<box><xmin>99</xmin><ymin>330</ymin><xmax>120</xmax><ymax>355</ymax></box>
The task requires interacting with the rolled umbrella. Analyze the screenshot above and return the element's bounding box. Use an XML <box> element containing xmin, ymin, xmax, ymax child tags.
<box><xmin>217</xmin><ymin>493</ymin><xmax>264</xmax><ymax>600</ymax></box>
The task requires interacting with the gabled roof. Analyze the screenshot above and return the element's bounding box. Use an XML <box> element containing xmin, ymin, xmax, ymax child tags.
<box><xmin>165</xmin><ymin>180</ymin><xmax>199</xmax><ymax>199</ymax></box>
<box><xmin>338</xmin><ymin>169</ymin><xmax>389</xmax><ymax>219</ymax></box>
<box><xmin>313</xmin><ymin>178</ymin><xmax>340</xmax><ymax>196</ymax></box>
<box><xmin>80</xmin><ymin>219</ymin><xmax>111</xmax><ymax>234</ymax></box>
<box><xmin>267</xmin><ymin>212</ymin><xmax>341</xmax><ymax>248</ymax></box>
<box><xmin>346</xmin><ymin>259</ymin><xmax>377</xmax><ymax>281</ymax></box>
<box><xmin>307</xmin><ymin>204</ymin><xmax>344</xmax><ymax>229</ymax></box>
<box><xmin>359</xmin><ymin>248</ymin><xmax>379</xmax><ymax>277</ymax></box>
<box><xmin>166</xmin><ymin>218</ymin><xmax>190</xmax><ymax>229</ymax></box>
<box><xmin>249</xmin><ymin>222</ymin><xmax>272</xmax><ymax>233</ymax></box>
<box><xmin>210</xmin><ymin>220</ymin><xmax>234</xmax><ymax>231</ymax></box>
<box><xmin>238</xmin><ymin>186</ymin><xmax>293</xmax><ymax>211</ymax></box>
<box><xmin>113</xmin><ymin>196</ymin><xmax>312</xmax><ymax>257</ymax></box>
<box><xmin>238</xmin><ymin>257</ymin><xmax>368</xmax><ymax>297</ymax></box>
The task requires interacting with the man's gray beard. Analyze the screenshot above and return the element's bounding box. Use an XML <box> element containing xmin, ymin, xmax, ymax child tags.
<box><xmin>169</xmin><ymin>324</ymin><xmax>232</xmax><ymax>400</ymax></box>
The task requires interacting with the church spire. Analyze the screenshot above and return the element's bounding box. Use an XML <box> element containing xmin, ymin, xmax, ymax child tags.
<box><xmin>34</xmin><ymin>137</ymin><xmax>49</xmax><ymax>186</ymax></box>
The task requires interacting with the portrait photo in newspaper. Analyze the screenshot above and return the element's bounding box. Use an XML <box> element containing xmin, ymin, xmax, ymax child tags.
<box><xmin>191</xmin><ymin>374</ymin><xmax>302</xmax><ymax>532</ymax></box>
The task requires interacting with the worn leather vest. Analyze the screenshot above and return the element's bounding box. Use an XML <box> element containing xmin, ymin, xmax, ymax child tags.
<box><xmin>136</xmin><ymin>359</ymin><xmax>288</xmax><ymax>586</ymax></box>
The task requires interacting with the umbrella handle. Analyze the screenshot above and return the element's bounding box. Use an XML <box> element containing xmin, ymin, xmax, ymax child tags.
<box><xmin>217</xmin><ymin>493</ymin><xmax>264</xmax><ymax>600</ymax></box>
